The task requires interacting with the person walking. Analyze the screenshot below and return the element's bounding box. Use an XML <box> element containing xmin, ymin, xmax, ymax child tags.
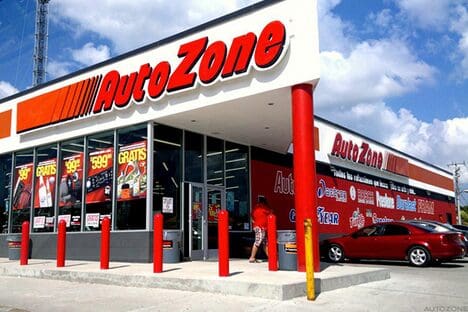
<box><xmin>249</xmin><ymin>196</ymin><xmax>272</xmax><ymax>263</ymax></box>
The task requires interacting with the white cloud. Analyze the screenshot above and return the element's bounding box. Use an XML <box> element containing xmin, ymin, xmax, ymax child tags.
<box><xmin>71</xmin><ymin>43</ymin><xmax>111</xmax><ymax>66</ymax></box>
<box><xmin>450</xmin><ymin>4</ymin><xmax>468</xmax><ymax>79</ymax></box>
<box><xmin>317</xmin><ymin>0</ymin><xmax>355</xmax><ymax>54</ymax></box>
<box><xmin>47</xmin><ymin>60</ymin><xmax>73</xmax><ymax>80</ymax></box>
<box><xmin>395</xmin><ymin>0</ymin><xmax>452</xmax><ymax>30</ymax></box>
<box><xmin>51</xmin><ymin>0</ymin><xmax>257</xmax><ymax>54</ymax></box>
<box><xmin>315</xmin><ymin>0</ymin><xmax>468</xmax><ymax>187</ymax></box>
<box><xmin>395</xmin><ymin>0</ymin><xmax>468</xmax><ymax>80</ymax></box>
<box><xmin>317</xmin><ymin>39</ymin><xmax>436</xmax><ymax>107</ymax></box>
<box><xmin>0</xmin><ymin>81</ymin><xmax>18</xmax><ymax>99</ymax></box>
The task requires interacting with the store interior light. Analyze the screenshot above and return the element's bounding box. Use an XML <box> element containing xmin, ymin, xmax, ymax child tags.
<box><xmin>154</xmin><ymin>138</ymin><xmax>181</xmax><ymax>147</ymax></box>
<box><xmin>162</xmin><ymin>162</ymin><xmax>169</xmax><ymax>172</ymax></box>
<box><xmin>225</xmin><ymin>148</ymin><xmax>240</xmax><ymax>153</ymax></box>
<box><xmin>89</xmin><ymin>138</ymin><xmax>112</xmax><ymax>145</ymax></box>
<box><xmin>207</xmin><ymin>151</ymin><xmax>222</xmax><ymax>157</ymax></box>
<box><xmin>60</xmin><ymin>148</ymin><xmax>81</xmax><ymax>153</ymax></box>
<box><xmin>69</xmin><ymin>143</ymin><xmax>84</xmax><ymax>148</ymax></box>
<box><xmin>170</xmin><ymin>177</ymin><xmax>179</xmax><ymax>188</ymax></box>
<box><xmin>226</xmin><ymin>167</ymin><xmax>246</xmax><ymax>172</ymax></box>
<box><xmin>226</xmin><ymin>158</ymin><xmax>246</xmax><ymax>163</ymax></box>
<box><xmin>207</xmin><ymin>177</ymin><xmax>223</xmax><ymax>182</ymax></box>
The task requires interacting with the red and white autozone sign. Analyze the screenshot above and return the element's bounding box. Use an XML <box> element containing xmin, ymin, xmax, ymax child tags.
<box><xmin>17</xmin><ymin>20</ymin><xmax>289</xmax><ymax>133</ymax></box>
<box><xmin>330</xmin><ymin>131</ymin><xmax>385</xmax><ymax>170</ymax></box>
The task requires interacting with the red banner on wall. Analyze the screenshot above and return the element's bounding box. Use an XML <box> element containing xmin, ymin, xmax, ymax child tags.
<box><xmin>116</xmin><ymin>141</ymin><xmax>147</xmax><ymax>201</ymax></box>
<box><xmin>34</xmin><ymin>158</ymin><xmax>57</xmax><ymax>208</ymax></box>
<box><xmin>86</xmin><ymin>148</ymin><xmax>113</xmax><ymax>204</ymax></box>
<box><xmin>251</xmin><ymin>160</ymin><xmax>456</xmax><ymax>235</ymax></box>
<box><xmin>12</xmin><ymin>163</ymin><xmax>34</xmax><ymax>210</ymax></box>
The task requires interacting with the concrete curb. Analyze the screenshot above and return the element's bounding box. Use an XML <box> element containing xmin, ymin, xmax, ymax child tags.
<box><xmin>0</xmin><ymin>260</ymin><xmax>390</xmax><ymax>301</ymax></box>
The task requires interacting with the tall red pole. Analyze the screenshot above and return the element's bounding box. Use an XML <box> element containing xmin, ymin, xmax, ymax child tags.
<box><xmin>218</xmin><ymin>210</ymin><xmax>229</xmax><ymax>277</ymax></box>
<box><xmin>291</xmin><ymin>84</ymin><xmax>320</xmax><ymax>272</ymax></box>
<box><xmin>57</xmin><ymin>220</ymin><xmax>67</xmax><ymax>267</ymax></box>
<box><xmin>100</xmin><ymin>217</ymin><xmax>110</xmax><ymax>270</ymax></box>
<box><xmin>20</xmin><ymin>221</ymin><xmax>30</xmax><ymax>265</ymax></box>
<box><xmin>267</xmin><ymin>214</ymin><xmax>278</xmax><ymax>271</ymax></box>
<box><xmin>153</xmin><ymin>213</ymin><xmax>163</xmax><ymax>273</ymax></box>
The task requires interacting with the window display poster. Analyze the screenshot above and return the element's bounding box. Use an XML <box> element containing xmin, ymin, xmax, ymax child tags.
<box><xmin>34</xmin><ymin>158</ymin><xmax>57</xmax><ymax>208</ymax></box>
<box><xmin>12</xmin><ymin>163</ymin><xmax>33</xmax><ymax>210</ymax></box>
<box><xmin>85</xmin><ymin>213</ymin><xmax>100</xmax><ymax>228</ymax></box>
<box><xmin>208</xmin><ymin>203</ymin><xmax>221</xmax><ymax>222</ymax></box>
<box><xmin>59</xmin><ymin>153</ymin><xmax>83</xmax><ymax>208</ymax></box>
<box><xmin>117</xmin><ymin>141</ymin><xmax>147</xmax><ymax>201</ymax></box>
<box><xmin>33</xmin><ymin>216</ymin><xmax>46</xmax><ymax>229</ymax></box>
<box><xmin>162</xmin><ymin>197</ymin><xmax>173</xmax><ymax>213</ymax></box>
<box><xmin>86</xmin><ymin>148</ymin><xmax>113</xmax><ymax>204</ymax></box>
<box><xmin>58</xmin><ymin>214</ymin><xmax>71</xmax><ymax>227</ymax></box>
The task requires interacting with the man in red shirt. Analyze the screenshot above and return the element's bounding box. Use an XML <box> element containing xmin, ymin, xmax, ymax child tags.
<box><xmin>249</xmin><ymin>196</ymin><xmax>272</xmax><ymax>263</ymax></box>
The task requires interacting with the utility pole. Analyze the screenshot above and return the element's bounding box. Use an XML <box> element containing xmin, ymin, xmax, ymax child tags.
<box><xmin>448</xmin><ymin>162</ymin><xmax>466</xmax><ymax>225</ymax></box>
<box><xmin>33</xmin><ymin>0</ymin><xmax>51</xmax><ymax>87</ymax></box>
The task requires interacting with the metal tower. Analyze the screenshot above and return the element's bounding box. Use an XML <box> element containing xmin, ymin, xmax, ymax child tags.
<box><xmin>33</xmin><ymin>0</ymin><xmax>51</xmax><ymax>87</ymax></box>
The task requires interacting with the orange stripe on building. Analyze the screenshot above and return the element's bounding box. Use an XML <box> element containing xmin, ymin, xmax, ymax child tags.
<box><xmin>16</xmin><ymin>77</ymin><xmax>100</xmax><ymax>133</ymax></box>
<box><xmin>408</xmin><ymin>163</ymin><xmax>454</xmax><ymax>192</ymax></box>
<box><xmin>79</xmin><ymin>78</ymin><xmax>93</xmax><ymax>116</ymax></box>
<box><xmin>0</xmin><ymin>110</ymin><xmax>12</xmax><ymax>139</ymax></box>
<box><xmin>73</xmin><ymin>79</ymin><xmax>89</xmax><ymax>118</ymax></box>
<box><xmin>17</xmin><ymin>89</ymin><xmax>60</xmax><ymax>133</ymax></box>
<box><xmin>66</xmin><ymin>80</ymin><xmax>84</xmax><ymax>120</ymax></box>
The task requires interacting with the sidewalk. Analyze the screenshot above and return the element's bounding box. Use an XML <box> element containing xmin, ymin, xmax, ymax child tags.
<box><xmin>0</xmin><ymin>258</ymin><xmax>390</xmax><ymax>301</ymax></box>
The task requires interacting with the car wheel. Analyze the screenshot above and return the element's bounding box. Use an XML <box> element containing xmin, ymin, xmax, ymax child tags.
<box><xmin>327</xmin><ymin>244</ymin><xmax>344</xmax><ymax>263</ymax></box>
<box><xmin>408</xmin><ymin>246</ymin><xmax>431</xmax><ymax>267</ymax></box>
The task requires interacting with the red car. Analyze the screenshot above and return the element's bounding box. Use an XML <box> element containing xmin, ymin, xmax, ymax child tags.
<box><xmin>321</xmin><ymin>221</ymin><xmax>465</xmax><ymax>266</ymax></box>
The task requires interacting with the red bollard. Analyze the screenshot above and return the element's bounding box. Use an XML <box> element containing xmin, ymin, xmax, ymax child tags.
<box><xmin>57</xmin><ymin>220</ymin><xmax>67</xmax><ymax>267</ymax></box>
<box><xmin>100</xmin><ymin>217</ymin><xmax>110</xmax><ymax>270</ymax></box>
<box><xmin>267</xmin><ymin>214</ymin><xmax>278</xmax><ymax>271</ymax></box>
<box><xmin>218</xmin><ymin>210</ymin><xmax>229</xmax><ymax>277</ymax></box>
<box><xmin>20</xmin><ymin>221</ymin><xmax>30</xmax><ymax>266</ymax></box>
<box><xmin>153</xmin><ymin>213</ymin><xmax>163</xmax><ymax>273</ymax></box>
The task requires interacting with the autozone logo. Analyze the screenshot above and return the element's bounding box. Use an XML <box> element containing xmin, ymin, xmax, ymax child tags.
<box><xmin>17</xmin><ymin>20</ymin><xmax>288</xmax><ymax>133</ymax></box>
<box><xmin>330</xmin><ymin>132</ymin><xmax>384</xmax><ymax>170</ymax></box>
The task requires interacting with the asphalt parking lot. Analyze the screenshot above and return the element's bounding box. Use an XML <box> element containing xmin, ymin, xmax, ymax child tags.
<box><xmin>0</xmin><ymin>258</ymin><xmax>467</xmax><ymax>312</ymax></box>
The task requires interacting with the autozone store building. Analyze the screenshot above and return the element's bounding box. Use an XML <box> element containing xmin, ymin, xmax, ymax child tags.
<box><xmin>0</xmin><ymin>0</ymin><xmax>456</xmax><ymax>267</ymax></box>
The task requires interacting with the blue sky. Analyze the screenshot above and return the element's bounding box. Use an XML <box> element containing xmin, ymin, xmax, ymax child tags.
<box><xmin>0</xmin><ymin>0</ymin><xmax>467</xmax><ymax>203</ymax></box>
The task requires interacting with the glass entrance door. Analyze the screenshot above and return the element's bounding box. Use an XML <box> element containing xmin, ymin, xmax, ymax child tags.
<box><xmin>185</xmin><ymin>183</ymin><xmax>225</xmax><ymax>260</ymax></box>
<box><xmin>189</xmin><ymin>184</ymin><xmax>204</xmax><ymax>259</ymax></box>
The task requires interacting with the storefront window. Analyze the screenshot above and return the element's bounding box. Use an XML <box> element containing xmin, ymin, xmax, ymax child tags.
<box><xmin>58</xmin><ymin>138</ymin><xmax>84</xmax><ymax>232</ymax></box>
<box><xmin>154</xmin><ymin>124</ymin><xmax>182</xmax><ymax>229</ymax></box>
<box><xmin>116</xmin><ymin>124</ymin><xmax>147</xmax><ymax>230</ymax></box>
<box><xmin>0</xmin><ymin>154</ymin><xmax>12</xmax><ymax>233</ymax></box>
<box><xmin>85</xmin><ymin>132</ymin><xmax>114</xmax><ymax>231</ymax></box>
<box><xmin>33</xmin><ymin>145</ymin><xmax>57</xmax><ymax>232</ymax></box>
<box><xmin>11</xmin><ymin>149</ymin><xmax>34</xmax><ymax>233</ymax></box>
<box><xmin>225</xmin><ymin>142</ymin><xmax>250</xmax><ymax>231</ymax></box>
<box><xmin>184</xmin><ymin>131</ymin><xmax>203</xmax><ymax>183</ymax></box>
<box><xmin>207</xmin><ymin>137</ymin><xmax>224</xmax><ymax>186</ymax></box>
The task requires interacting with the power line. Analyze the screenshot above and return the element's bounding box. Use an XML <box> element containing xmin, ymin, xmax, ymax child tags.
<box><xmin>448</xmin><ymin>161</ymin><xmax>467</xmax><ymax>224</ymax></box>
